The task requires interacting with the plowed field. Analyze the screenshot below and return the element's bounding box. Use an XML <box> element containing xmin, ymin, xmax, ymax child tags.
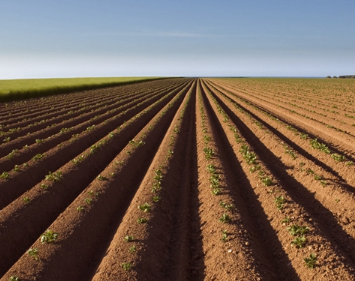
<box><xmin>1</xmin><ymin>78</ymin><xmax>355</xmax><ymax>280</ymax></box>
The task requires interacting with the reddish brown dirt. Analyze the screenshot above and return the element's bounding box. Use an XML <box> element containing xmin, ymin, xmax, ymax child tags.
<box><xmin>1</xmin><ymin>78</ymin><xmax>355</xmax><ymax>281</ymax></box>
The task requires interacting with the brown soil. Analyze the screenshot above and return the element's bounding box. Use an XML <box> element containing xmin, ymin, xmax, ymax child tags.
<box><xmin>1</xmin><ymin>78</ymin><xmax>355</xmax><ymax>281</ymax></box>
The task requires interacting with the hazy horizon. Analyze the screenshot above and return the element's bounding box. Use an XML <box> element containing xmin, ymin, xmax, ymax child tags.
<box><xmin>1</xmin><ymin>0</ymin><xmax>354</xmax><ymax>79</ymax></box>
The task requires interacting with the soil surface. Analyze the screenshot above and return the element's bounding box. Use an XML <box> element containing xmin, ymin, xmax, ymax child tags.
<box><xmin>1</xmin><ymin>78</ymin><xmax>355</xmax><ymax>281</ymax></box>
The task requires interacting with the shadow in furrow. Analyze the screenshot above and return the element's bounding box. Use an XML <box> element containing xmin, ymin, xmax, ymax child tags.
<box><xmin>209</xmin><ymin>88</ymin><xmax>355</xmax><ymax>270</ymax></box>
<box><xmin>209</xmin><ymin>82</ymin><xmax>355</xmax><ymax>165</ymax></box>
<box><xmin>210</xmin><ymin>85</ymin><xmax>355</xmax><ymax>196</ymax></box>
<box><xmin>161</xmin><ymin>91</ymin><xmax>205</xmax><ymax>280</ymax></box>
<box><xmin>200</xmin><ymin>84</ymin><xmax>300</xmax><ymax>281</ymax></box>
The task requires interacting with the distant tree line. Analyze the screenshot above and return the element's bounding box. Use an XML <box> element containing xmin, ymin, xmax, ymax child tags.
<box><xmin>327</xmin><ymin>75</ymin><xmax>355</xmax><ymax>79</ymax></box>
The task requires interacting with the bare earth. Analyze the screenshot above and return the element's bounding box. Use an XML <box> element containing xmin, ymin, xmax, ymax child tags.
<box><xmin>0</xmin><ymin>78</ymin><xmax>355</xmax><ymax>280</ymax></box>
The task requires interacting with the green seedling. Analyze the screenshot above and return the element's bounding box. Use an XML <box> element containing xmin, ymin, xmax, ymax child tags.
<box><xmin>86</xmin><ymin>125</ymin><xmax>95</xmax><ymax>131</ymax></box>
<box><xmin>275</xmin><ymin>196</ymin><xmax>285</xmax><ymax>210</ymax></box>
<box><xmin>84</xmin><ymin>198</ymin><xmax>92</xmax><ymax>204</ymax></box>
<box><xmin>306</xmin><ymin>168</ymin><xmax>314</xmax><ymax>175</ymax></box>
<box><xmin>258</xmin><ymin>170</ymin><xmax>265</xmax><ymax>176</ymax></box>
<box><xmin>0</xmin><ymin>172</ymin><xmax>10</xmax><ymax>180</ymax></box>
<box><xmin>9</xmin><ymin>276</ymin><xmax>19</xmax><ymax>281</ymax></box>
<box><xmin>291</xmin><ymin>236</ymin><xmax>307</xmax><ymax>248</ymax></box>
<box><xmin>220</xmin><ymin>201</ymin><xmax>235</xmax><ymax>211</ymax></box>
<box><xmin>207</xmin><ymin>164</ymin><xmax>216</xmax><ymax>174</ymax></box>
<box><xmin>13</xmin><ymin>165</ymin><xmax>20</xmax><ymax>172</ymax></box>
<box><xmin>285</xmin><ymin>149</ymin><xmax>296</xmax><ymax>159</ymax></box>
<box><xmin>209</xmin><ymin>174</ymin><xmax>220</xmax><ymax>188</ymax></box>
<box><xmin>203</xmin><ymin>135</ymin><xmax>211</xmax><ymax>142</ymax></box>
<box><xmin>77</xmin><ymin>205</ymin><xmax>85</xmax><ymax>212</ymax></box>
<box><xmin>212</xmin><ymin>188</ymin><xmax>221</xmax><ymax>195</ymax></box>
<box><xmin>287</xmin><ymin>225</ymin><xmax>309</xmax><ymax>236</ymax></box>
<box><xmin>138</xmin><ymin>202</ymin><xmax>151</xmax><ymax>212</ymax></box>
<box><xmin>262</xmin><ymin>177</ymin><xmax>274</xmax><ymax>186</ymax></box>
<box><xmin>40</xmin><ymin>184</ymin><xmax>49</xmax><ymax>189</ymax></box>
<box><xmin>27</xmin><ymin>248</ymin><xmax>39</xmax><ymax>260</ymax></box>
<box><xmin>221</xmin><ymin>230</ymin><xmax>228</xmax><ymax>242</ymax></box>
<box><xmin>72</xmin><ymin>155</ymin><xmax>85</xmax><ymax>165</ymax></box>
<box><xmin>331</xmin><ymin>153</ymin><xmax>346</xmax><ymax>162</ymax></box>
<box><xmin>320</xmin><ymin>180</ymin><xmax>327</xmax><ymax>187</ymax></box>
<box><xmin>35</xmin><ymin>139</ymin><xmax>43</xmax><ymax>144</ymax></box>
<box><xmin>335</xmin><ymin>199</ymin><xmax>340</xmax><ymax>203</ymax></box>
<box><xmin>124</xmin><ymin>235</ymin><xmax>134</xmax><ymax>242</ymax></box>
<box><xmin>310</xmin><ymin>139</ymin><xmax>330</xmax><ymax>154</ymax></box>
<box><xmin>203</xmin><ymin>147</ymin><xmax>215</xmax><ymax>160</ymax></box>
<box><xmin>281</xmin><ymin>216</ymin><xmax>291</xmax><ymax>224</ymax></box>
<box><xmin>314</xmin><ymin>174</ymin><xmax>322</xmax><ymax>180</ymax></box>
<box><xmin>7</xmin><ymin>149</ymin><xmax>18</xmax><ymax>159</ymax></box>
<box><xmin>345</xmin><ymin>161</ymin><xmax>354</xmax><ymax>166</ymax></box>
<box><xmin>40</xmin><ymin>229</ymin><xmax>58</xmax><ymax>244</ymax></box>
<box><xmin>129</xmin><ymin>246</ymin><xmax>136</xmax><ymax>253</ymax></box>
<box><xmin>97</xmin><ymin>174</ymin><xmax>107</xmax><ymax>181</ymax></box>
<box><xmin>122</xmin><ymin>262</ymin><xmax>132</xmax><ymax>271</ymax></box>
<box><xmin>152</xmin><ymin>195</ymin><xmax>161</xmax><ymax>203</ymax></box>
<box><xmin>32</xmin><ymin>153</ymin><xmax>44</xmax><ymax>161</ymax></box>
<box><xmin>250</xmin><ymin>165</ymin><xmax>261</xmax><ymax>173</ymax></box>
<box><xmin>45</xmin><ymin>171</ymin><xmax>63</xmax><ymax>182</ymax></box>
<box><xmin>137</xmin><ymin>218</ymin><xmax>148</xmax><ymax>224</ymax></box>
<box><xmin>219</xmin><ymin>213</ymin><xmax>231</xmax><ymax>224</ymax></box>
<box><xmin>304</xmin><ymin>253</ymin><xmax>317</xmax><ymax>269</ymax></box>
<box><xmin>88</xmin><ymin>190</ymin><xmax>99</xmax><ymax>196</ymax></box>
<box><xmin>23</xmin><ymin>197</ymin><xmax>31</xmax><ymax>203</ymax></box>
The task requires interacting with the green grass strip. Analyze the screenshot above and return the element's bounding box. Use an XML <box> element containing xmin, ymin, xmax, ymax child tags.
<box><xmin>0</xmin><ymin>77</ymin><xmax>168</xmax><ymax>103</ymax></box>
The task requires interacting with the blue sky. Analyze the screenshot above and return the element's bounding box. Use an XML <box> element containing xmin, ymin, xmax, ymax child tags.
<box><xmin>1</xmin><ymin>0</ymin><xmax>354</xmax><ymax>78</ymax></box>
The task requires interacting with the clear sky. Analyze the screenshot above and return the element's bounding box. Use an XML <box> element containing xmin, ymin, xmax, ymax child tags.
<box><xmin>1</xmin><ymin>0</ymin><xmax>354</xmax><ymax>78</ymax></box>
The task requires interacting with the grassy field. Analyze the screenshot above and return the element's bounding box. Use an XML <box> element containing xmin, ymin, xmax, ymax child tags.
<box><xmin>0</xmin><ymin>77</ymin><xmax>164</xmax><ymax>102</ymax></box>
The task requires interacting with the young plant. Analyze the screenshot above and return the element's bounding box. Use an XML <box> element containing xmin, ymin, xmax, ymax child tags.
<box><xmin>220</xmin><ymin>201</ymin><xmax>235</xmax><ymax>211</ymax></box>
<box><xmin>212</xmin><ymin>188</ymin><xmax>221</xmax><ymax>195</ymax></box>
<box><xmin>77</xmin><ymin>205</ymin><xmax>85</xmax><ymax>212</ymax></box>
<box><xmin>219</xmin><ymin>213</ymin><xmax>231</xmax><ymax>224</ymax></box>
<box><xmin>209</xmin><ymin>174</ymin><xmax>220</xmax><ymax>188</ymax></box>
<box><xmin>281</xmin><ymin>216</ymin><xmax>291</xmax><ymax>224</ymax></box>
<box><xmin>207</xmin><ymin>164</ymin><xmax>216</xmax><ymax>174</ymax></box>
<box><xmin>0</xmin><ymin>172</ymin><xmax>10</xmax><ymax>180</ymax></box>
<box><xmin>275</xmin><ymin>196</ymin><xmax>285</xmax><ymax>210</ymax></box>
<box><xmin>262</xmin><ymin>177</ymin><xmax>274</xmax><ymax>186</ymax></box>
<box><xmin>122</xmin><ymin>262</ymin><xmax>132</xmax><ymax>271</ymax></box>
<box><xmin>203</xmin><ymin>147</ymin><xmax>214</xmax><ymax>160</ymax></box>
<box><xmin>221</xmin><ymin>230</ymin><xmax>228</xmax><ymax>242</ymax></box>
<box><xmin>45</xmin><ymin>171</ymin><xmax>63</xmax><ymax>182</ymax></box>
<box><xmin>9</xmin><ymin>276</ymin><xmax>19</xmax><ymax>281</ymax></box>
<box><xmin>124</xmin><ymin>235</ymin><xmax>134</xmax><ymax>242</ymax></box>
<box><xmin>304</xmin><ymin>253</ymin><xmax>317</xmax><ymax>269</ymax></box>
<box><xmin>331</xmin><ymin>153</ymin><xmax>346</xmax><ymax>162</ymax></box>
<box><xmin>129</xmin><ymin>246</ymin><xmax>136</xmax><ymax>253</ymax></box>
<box><xmin>97</xmin><ymin>174</ymin><xmax>107</xmax><ymax>181</ymax></box>
<box><xmin>23</xmin><ymin>197</ymin><xmax>31</xmax><ymax>203</ymax></box>
<box><xmin>250</xmin><ymin>165</ymin><xmax>261</xmax><ymax>173</ymax></box>
<box><xmin>291</xmin><ymin>236</ymin><xmax>307</xmax><ymax>248</ymax></box>
<box><xmin>40</xmin><ymin>184</ymin><xmax>49</xmax><ymax>189</ymax></box>
<box><xmin>27</xmin><ymin>248</ymin><xmax>39</xmax><ymax>261</ymax></box>
<box><xmin>40</xmin><ymin>229</ymin><xmax>58</xmax><ymax>244</ymax></box>
<box><xmin>137</xmin><ymin>218</ymin><xmax>148</xmax><ymax>224</ymax></box>
<box><xmin>32</xmin><ymin>153</ymin><xmax>44</xmax><ymax>161</ymax></box>
<box><xmin>287</xmin><ymin>225</ymin><xmax>309</xmax><ymax>236</ymax></box>
<box><xmin>138</xmin><ymin>202</ymin><xmax>151</xmax><ymax>212</ymax></box>
<box><xmin>152</xmin><ymin>195</ymin><xmax>161</xmax><ymax>203</ymax></box>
